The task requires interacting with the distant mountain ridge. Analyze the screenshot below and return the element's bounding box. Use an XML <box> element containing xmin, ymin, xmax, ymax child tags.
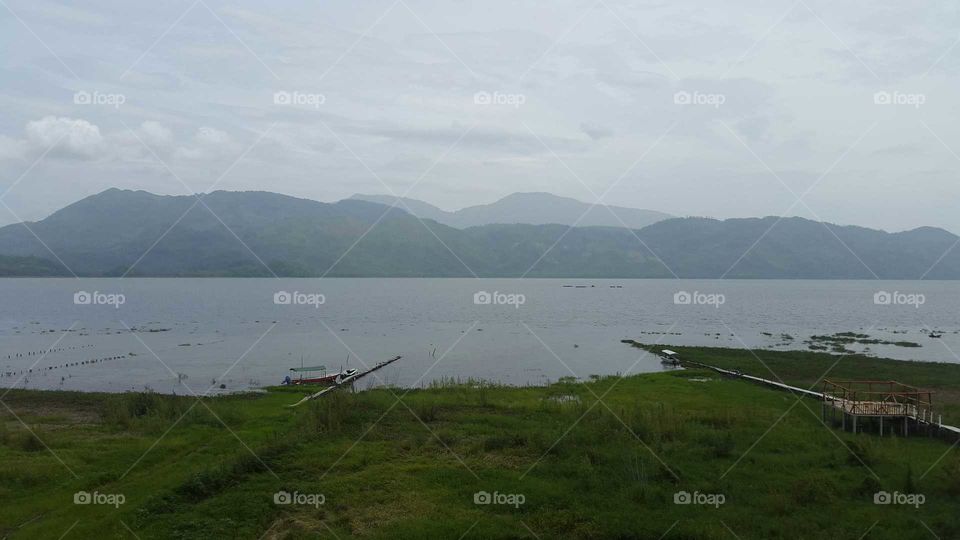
<box><xmin>349</xmin><ymin>192</ymin><xmax>673</xmax><ymax>229</ymax></box>
<box><xmin>0</xmin><ymin>189</ymin><xmax>958</xmax><ymax>278</ymax></box>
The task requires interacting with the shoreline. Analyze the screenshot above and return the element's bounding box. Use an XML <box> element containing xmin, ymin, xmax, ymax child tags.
<box><xmin>3</xmin><ymin>335</ymin><xmax>956</xmax><ymax>397</ymax></box>
<box><xmin>3</xmin><ymin>344</ymin><xmax>960</xmax><ymax>538</ymax></box>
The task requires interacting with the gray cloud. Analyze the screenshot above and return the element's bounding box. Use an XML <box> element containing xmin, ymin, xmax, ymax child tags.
<box><xmin>0</xmin><ymin>0</ymin><xmax>958</xmax><ymax>234</ymax></box>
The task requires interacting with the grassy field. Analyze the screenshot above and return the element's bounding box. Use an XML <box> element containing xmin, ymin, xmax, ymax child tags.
<box><xmin>1</xmin><ymin>346</ymin><xmax>960</xmax><ymax>539</ymax></box>
<box><xmin>629</xmin><ymin>343</ymin><xmax>960</xmax><ymax>425</ymax></box>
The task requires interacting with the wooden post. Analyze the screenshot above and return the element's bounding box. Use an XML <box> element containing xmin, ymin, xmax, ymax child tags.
<box><xmin>842</xmin><ymin>411</ymin><xmax>846</xmax><ymax>431</ymax></box>
<box><xmin>904</xmin><ymin>416</ymin><xmax>908</xmax><ymax>437</ymax></box>
<box><xmin>880</xmin><ymin>416</ymin><xmax>884</xmax><ymax>437</ymax></box>
<box><xmin>853</xmin><ymin>415</ymin><xmax>857</xmax><ymax>434</ymax></box>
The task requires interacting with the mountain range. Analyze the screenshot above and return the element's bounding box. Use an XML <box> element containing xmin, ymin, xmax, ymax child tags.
<box><xmin>0</xmin><ymin>189</ymin><xmax>957</xmax><ymax>278</ymax></box>
<box><xmin>349</xmin><ymin>192</ymin><xmax>673</xmax><ymax>229</ymax></box>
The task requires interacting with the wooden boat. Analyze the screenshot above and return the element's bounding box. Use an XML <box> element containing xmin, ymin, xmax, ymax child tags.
<box><xmin>659</xmin><ymin>349</ymin><xmax>681</xmax><ymax>366</ymax></box>
<box><xmin>284</xmin><ymin>365</ymin><xmax>339</xmax><ymax>385</ymax></box>
<box><xmin>287</xmin><ymin>355</ymin><xmax>402</xmax><ymax>408</ymax></box>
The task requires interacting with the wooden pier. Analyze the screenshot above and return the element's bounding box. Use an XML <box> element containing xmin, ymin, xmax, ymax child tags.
<box><xmin>287</xmin><ymin>355</ymin><xmax>401</xmax><ymax>407</ymax></box>
<box><xmin>622</xmin><ymin>342</ymin><xmax>960</xmax><ymax>442</ymax></box>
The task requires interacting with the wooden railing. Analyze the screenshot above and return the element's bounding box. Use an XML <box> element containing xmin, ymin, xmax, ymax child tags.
<box><xmin>822</xmin><ymin>380</ymin><xmax>933</xmax><ymax>419</ymax></box>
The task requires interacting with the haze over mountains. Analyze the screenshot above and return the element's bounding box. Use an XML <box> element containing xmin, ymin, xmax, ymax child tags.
<box><xmin>349</xmin><ymin>192</ymin><xmax>673</xmax><ymax>229</ymax></box>
<box><xmin>0</xmin><ymin>189</ymin><xmax>958</xmax><ymax>278</ymax></box>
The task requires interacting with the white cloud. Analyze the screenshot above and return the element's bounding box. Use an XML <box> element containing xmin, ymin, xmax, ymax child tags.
<box><xmin>195</xmin><ymin>127</ymin><xmax>231</xmax><ymax>146</ymax></box>
<box><xmin>0</xmin><ymin>117</ymin><xmax>244</xmax><ymax>169</ymax></box>
<box><xmin>0</xmin><ymin>135</ymin><xmax>27</xmax><ymax>160</ymax></box>
<box><xmin>24</xmin><ymin>116</ymin><xmax>104</xmax><ymax>159</ymax></box>
<box><xmin>581</xmin><ymin>122</ymin><xmax>612</xmax><ymax>140</ymax></box>
<box><xmin>172</xmin><ymin>126</ymin><xmax>240</xmax><ymax>161</ymax></box>
<box><xmin>139</xmin><ymin>121</ymin><xmax>173</xmax><ymax>147</ymax></box>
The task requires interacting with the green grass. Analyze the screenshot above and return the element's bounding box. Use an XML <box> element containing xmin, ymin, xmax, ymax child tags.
<box><xmin>1</xmin><ymin>347</ymin><xmax>960</xmax><ymax>539</ymax></box>
<box><xmin>629</xmin><ymin>342</ymin><xmax>960</xmax><ymax>424</ymax></box>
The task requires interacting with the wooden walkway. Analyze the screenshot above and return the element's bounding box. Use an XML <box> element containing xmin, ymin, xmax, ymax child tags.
<box><xmin>674</xmin><ymin>357</ymin><xmax>960</xmax><ymax>438</ymax></box>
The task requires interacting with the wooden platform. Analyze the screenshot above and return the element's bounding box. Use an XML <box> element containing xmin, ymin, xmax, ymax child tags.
<box><xmin>826</xmin><ymin>398</ymin><xmax>918</xmax><ymax>417</ymax></box>
<box><xmin>822</xmin><ymin>380</ymin><xmax>935</xmax><ymax>436</ymax></box>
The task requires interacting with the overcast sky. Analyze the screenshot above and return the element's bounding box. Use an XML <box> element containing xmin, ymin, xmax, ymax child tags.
<box><xmin>1</xmin><ymin>0</ymin><xmax>959</xmax><ymax>232</ymax></box>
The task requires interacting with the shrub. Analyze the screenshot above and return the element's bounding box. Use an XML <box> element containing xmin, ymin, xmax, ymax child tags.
<box><xmin>943</xmin><ymin>458</ymin><xmax>960</xmax><ymax>496</ymax></box>
<box><xmin>413</xmin><ymin>401</ymin><xmax>438</xmax><ymax>423</ymax></box>
<box><xmin>905</xmin><ymin>465</ymin><xmax>917</xmax><ymax>493</ymax></box>
<box><xmin>790</xmin><ymin>476</ymin><xmax>834</xmax><ymax>505</ymax></box>
<box><xmin>306</xmin><ymin>392</ymin><xmax>354</xmax><ymax>434</ymax></box>
<box><xmin>483</xmin><ymin>434</ymin><xmax>526</xmax><ymax>451</ymax></box>
<box><xmin>857</xmin><ymin>475</ymin><xmax>882</xmax><ymax>497</ymax></box>
<box><xmin>18</xmin><ymin>430</ymin><xmax>46</xmax><ymax>452</ymax></box>
<box><xmin>100</xmin><ymin>392</ymin><xmax>192</xmax><ymax>429</ymax></box>
<box><xmin>701</xmin><ymin>431</ymin><xmax>735</xmax><ymax>458</ymax></box>
<box><xmin>845</xmin><ymin>439</ymin><xmax>874</xmax><ymax>466</ymax></box>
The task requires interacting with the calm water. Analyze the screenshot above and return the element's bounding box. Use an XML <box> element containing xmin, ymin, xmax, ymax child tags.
<box><xmin>0</xmin><ymin>278</ymin><xmax>957</xmax><ymax>394</ymax></box>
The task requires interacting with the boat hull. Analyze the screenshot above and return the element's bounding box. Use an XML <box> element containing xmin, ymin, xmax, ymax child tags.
<box><xmin>291</xmin><ymin>374</ymin><xmax>339</xmax><ymax>385</ymax></box>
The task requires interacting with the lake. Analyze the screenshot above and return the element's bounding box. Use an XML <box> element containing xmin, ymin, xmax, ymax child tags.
<box><xmin>0</xmin><ymin>278</ymin><xmax>957</xmax><ymax>394</ymax></box>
